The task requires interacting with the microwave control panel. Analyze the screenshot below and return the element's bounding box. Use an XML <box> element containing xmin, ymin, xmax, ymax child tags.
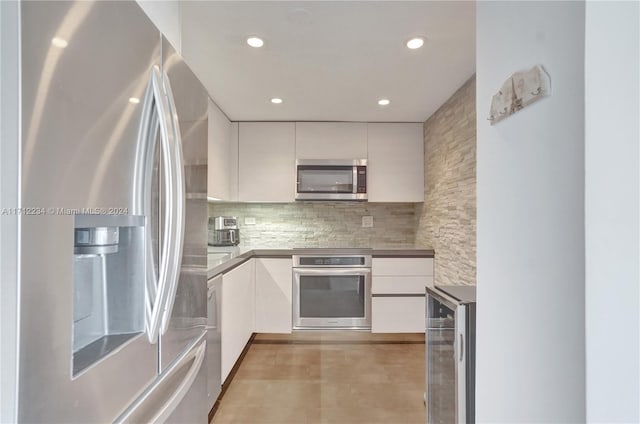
<box><xmin>357</xmin><ymin>166</ymin><xmax>367</xmax><ymax>193</ymax></box>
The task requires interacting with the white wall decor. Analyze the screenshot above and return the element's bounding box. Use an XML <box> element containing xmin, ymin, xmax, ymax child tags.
<box><xmin>488</xmin><ymin>65</ymin><xmax>550</xmax><ymax>125</ymax></box>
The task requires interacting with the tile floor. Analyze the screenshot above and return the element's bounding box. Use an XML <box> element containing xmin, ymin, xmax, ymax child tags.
<box><xmin>211</xmin><ymin>332</ymin><xmax>426</xmax><ymax>424</ymax></box>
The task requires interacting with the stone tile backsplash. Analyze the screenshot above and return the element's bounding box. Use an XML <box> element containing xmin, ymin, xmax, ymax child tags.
<box><xmin>415</xmin><ymin>76</ymin><xmax>477</xmax><ymax>286</ymax></box>
<box><xmin>208</xmin><ymin>202</ymin><xmax>417</xmax><ymax>248</ymax></box>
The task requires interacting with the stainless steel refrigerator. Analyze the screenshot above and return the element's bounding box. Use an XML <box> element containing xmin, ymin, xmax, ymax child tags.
<box><xmin>426</xmin><ymin>285</ymin><xmax>476</xmax><ymax>424</ymax></box>
<box><xmin>5</xmin><ymin>1</ymin><xmax>208</xmax><ymax>422</ymax></box>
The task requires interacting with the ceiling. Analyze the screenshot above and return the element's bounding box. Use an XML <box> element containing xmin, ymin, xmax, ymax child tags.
<box><xmin>181</xmin><ymin>1</ymin><xmax>475</xmax><ymax>123</ymax></box>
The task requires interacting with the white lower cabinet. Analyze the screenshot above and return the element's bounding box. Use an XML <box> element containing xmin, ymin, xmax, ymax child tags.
<box><xmin>371</xmin><ymin>257</ymin><xmax>434</xmax><ymax>333</ymax></box>
<box><xmin>220</xmin><ymin>259</ymin><xmax>255</xmax><ymax>382</ymax></box>
<box><xmin>372</xmin><ymin>296</ymin><xmax>426</xmax><ymax>333</ymax></box>
<box><xmin>254</xmin><ymin>258</ymin><xmax>293</xmax><ymax>334</ymax></box>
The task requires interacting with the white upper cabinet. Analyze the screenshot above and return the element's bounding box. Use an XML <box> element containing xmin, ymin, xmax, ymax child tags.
<box><xmin>295</xmin><ymin>122</ymin><xmax>367</xmax><ymax>160</ymax></box>
<box><xmin>208</xmin><ymin>99</ymin><xmax>237</xmax><ymax>201</ymax></box>
<box><xmin>367</xmin><ymin>123</ymin><xmax>424</xmax><ymax>202</ymax></box>
<box><xmin>230</xmin><ymin>121</ymin><xmax>423</xmax><ymax>203</ymax></box>
<box><xmin>238</xmin><ymin>122</ymin><xmax>295</xmax><ymax>202</ymax></box>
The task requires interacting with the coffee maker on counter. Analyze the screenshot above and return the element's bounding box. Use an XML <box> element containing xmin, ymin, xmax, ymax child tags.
<box><xmin>209</xmin><ymin>216</ymin><xmax>240</xmax><ymax>246</ymax></box>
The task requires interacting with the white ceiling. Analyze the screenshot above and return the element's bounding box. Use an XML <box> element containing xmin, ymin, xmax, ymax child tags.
<box><xmin>181</xmin><ymin>1</ymin><xmax>475</xmax><ymax>122</ymax></box>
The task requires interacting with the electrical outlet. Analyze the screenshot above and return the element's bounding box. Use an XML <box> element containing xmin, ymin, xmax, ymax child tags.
<box><xmin>245</xmin><ymin>217</ymin><xmax>256</xmax><ymax>225</ymax></box>
<box><xmin>362</xmin><ymin>215</ymin><xmax>374</xmax><ymax>228</ymax></box>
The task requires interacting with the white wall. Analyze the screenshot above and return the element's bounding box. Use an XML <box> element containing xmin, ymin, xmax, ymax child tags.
<box><xmin>0</xmin><ymin>1</ymin><xmax>20</xmax><ymax>422</ymax></box>
<box><xmin>476</xmin><ymin>2</ymin><xmax>585</xmax><ymax>422</ymax></box>
<box><xmin>136</xmin><ymin>0</ymin><xmax>181</xmax><ymax>53</ymax></box>
<box><xmin>585</xmin><ymin>2</ymin><xmax>640</xmax><ymax>422</ymax></box>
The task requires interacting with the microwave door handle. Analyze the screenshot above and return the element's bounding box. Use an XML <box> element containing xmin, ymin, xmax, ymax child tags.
<box><xmin>352</xmin><ymin>166</ymin><xmax>358</xmax><ymax>193</ymax></box>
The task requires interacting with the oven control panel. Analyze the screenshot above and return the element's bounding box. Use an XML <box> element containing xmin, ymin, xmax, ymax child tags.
<box><xmin>293</xmin><ymin>255</ymin><xmax>372</xmax><ymax>268</ymax></box>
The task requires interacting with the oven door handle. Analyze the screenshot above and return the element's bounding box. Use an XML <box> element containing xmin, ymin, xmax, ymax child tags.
<box><xmin>293</xmin><ymin>268</ymin><xmax>371</xmax><ymax>275</ymax></box>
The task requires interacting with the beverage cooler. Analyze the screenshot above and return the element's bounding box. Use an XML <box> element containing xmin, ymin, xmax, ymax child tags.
<box><xmin>426</xmin><ymin>285</ymin><xmax>476</xmax><ymax>424</ymax></box>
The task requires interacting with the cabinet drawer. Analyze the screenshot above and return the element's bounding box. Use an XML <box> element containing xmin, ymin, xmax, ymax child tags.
<box><xmin>372</xmin><ymin>276</ymin><xmax>433</xmax><ymax>294</ymax></box>
<box><xmin>371</xmin><ymin>297</ymin><xmax>426</xmax><ymax>333</ymax></box>
<box><xmin>372</xmin><ymin>258</ymin><xmax>433</xmax><ymax>276</ymax></box>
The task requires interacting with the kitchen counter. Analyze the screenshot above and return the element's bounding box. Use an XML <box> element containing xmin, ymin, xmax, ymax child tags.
<box><xmin>207</xmin><ymin>247</ymin><xmax>435</xmax><ymax>279</ymax></box>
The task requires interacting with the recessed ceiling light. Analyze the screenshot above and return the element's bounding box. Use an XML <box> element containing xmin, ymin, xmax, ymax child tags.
<box><xmin>246</xmin><ymin>37</ymin><xmax>264</xmax><ymax>48</ymax></box>
<box><xmin>378</xmin><ymin>99</ymin><xmax>391</xmax><ymax>106</ymax></box>
<box><xmin>51</xmin><ymin>37</ymin><xmax>68</xmax><ymax>48</ymax></box>
<box><xmin>271</xmin><ymin>98</ymin><xmax>283</xmax><ymax>104</ymax></box>
<box><xmin>406</xmin><ymin>37</ymin><xmax>425</xmax><ymax>50</ymax></box>
<box><xmin>128</xmin><ymin>97</ymin><xmax>140</xmax><ymax>104</ymax></box>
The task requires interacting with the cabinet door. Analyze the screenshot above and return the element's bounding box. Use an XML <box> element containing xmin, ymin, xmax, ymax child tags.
<box><xmin>221</xmin><ymin>259</ymin><xmax>255</xmax><ymax>382</ymax></box>
<box><xmin>367</xmin><ymin>123</ymin><xmax>424</xmax><ymax>202</ymax></box>
<box><xmin>372</xmin><ymin>258</ymin><xmax>434</xmax><ymax>277</ymax></box>
<box><xmin>239</xmin><ymin>122</ymin><xmax>295</xmax><ymax>202</ymax></box>
<box><xmin>208</xmin><ymin>99</ymin><xmax>237</xmax><ymax>200</ymax></box>
<box><xmin>255</xmin><ymin>258</ymin><xmax>293</xmax><ymax>334</ymax></box>
<box><xmin>206</xmin><ymin>275</ymin><xmax>222</xmax><ymax>410</ymax></box>
<box><xmin>371</xmin><ymin>296</ymin><xmax>426</xmax><ymax>333</ymax></box>
<box><xmin>296</xmin><ymin>122</ymin><xmax>367</xmax><ymax>159</ymax></box>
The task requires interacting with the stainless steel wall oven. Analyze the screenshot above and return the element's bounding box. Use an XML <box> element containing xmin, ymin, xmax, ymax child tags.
<box><xmin>292</xmin><ymin>254</ymin><xmax>371</xmax><ymax>329</ymax></box>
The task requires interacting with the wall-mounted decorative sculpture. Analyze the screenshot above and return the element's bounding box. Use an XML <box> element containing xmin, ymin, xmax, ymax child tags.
<box><xmin>488</xmin><ymin>64</ymin><xmax>551</xmax><ymax>125</ymax></box>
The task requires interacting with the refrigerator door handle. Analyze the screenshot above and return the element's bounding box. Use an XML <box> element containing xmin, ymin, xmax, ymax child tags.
<box><xmin>113</xmin><ymin>334</ymin><xmax>207</xmax><ymax>424</ymax></box>
<box><xmin>459</xmin><ymin>333</ymin><xmax>464</xmax><ymax>362</ymax></box>
<box><xmin>133</xmin><ymin>65</ymin><xmax>177</xmax><ymax>343</ymax></box>
<box><xmin>159</xmin><ymin>69</ymin><xmax>186</xmax><ymax>335</ymax></box>
<box><xmin>151</xmin><ymin>337</ymin><xmax>205</xmax><ymax>423</ymax></box>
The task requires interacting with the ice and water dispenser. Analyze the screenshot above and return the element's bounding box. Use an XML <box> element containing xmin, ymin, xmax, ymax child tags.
<box><xmin>72</xmin><ymin>214</ymin><xmax>145</xmax><ymax>376</ymax></box>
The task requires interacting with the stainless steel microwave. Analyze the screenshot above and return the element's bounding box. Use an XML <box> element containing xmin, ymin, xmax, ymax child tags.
<box><xmin>295</xmin><ymin>159</ymin><xmax>367</xmax><ymax>201</ymax></box>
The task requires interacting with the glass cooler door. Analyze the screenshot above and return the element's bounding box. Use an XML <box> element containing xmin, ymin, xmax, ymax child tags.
<box><xmin>426</xmin><ymin>291</ymin><xmax>457</xmax><ymax>424</ymax></box>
